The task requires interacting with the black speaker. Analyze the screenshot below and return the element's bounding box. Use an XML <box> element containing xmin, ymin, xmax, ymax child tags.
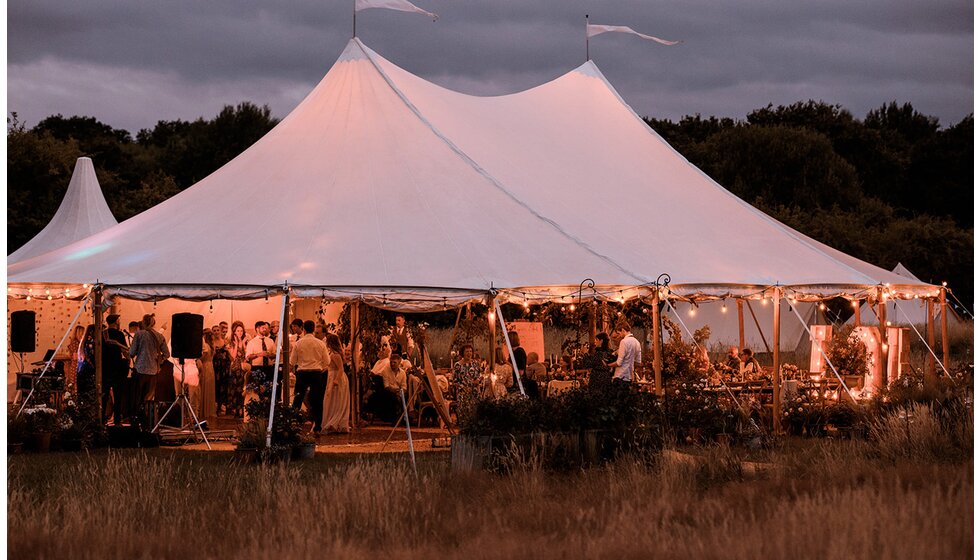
<box><xmin>10</xmin><ymin>310</ymin><xmax>36</xmax><ymax>353</ymax></box>
<box><xmin>171</xmin><ymin>313</ymin><xmax>203</xmax><ymax>359</ymax></box>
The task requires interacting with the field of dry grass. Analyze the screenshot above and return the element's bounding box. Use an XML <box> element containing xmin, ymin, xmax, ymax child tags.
<box><xmin>8</xmin><ymin>406</ymin><xmax>973</xmax><ymax>560</ymax></box>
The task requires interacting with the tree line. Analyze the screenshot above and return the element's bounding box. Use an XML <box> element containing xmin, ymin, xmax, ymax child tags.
<box><xmin>6</xmin><ymin>100</ymin><xmax>973</xmax><ymax>307</ymax></box>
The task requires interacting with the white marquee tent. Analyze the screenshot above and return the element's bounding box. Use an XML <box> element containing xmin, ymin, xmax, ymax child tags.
<box><xmin>8</xmin><ymin>157</ymin><xmax>117</xmax><ymax>265</ymax></box>
<box><xmin>8</xmin><ymin>39</ymin><xmax>936</xmax><ymax>307</ymax></box>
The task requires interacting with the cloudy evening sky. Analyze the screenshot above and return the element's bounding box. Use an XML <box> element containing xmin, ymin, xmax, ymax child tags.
<box><xmin>7</xmin><ymin>0</ymin><xmax>974</xmax><ymax>134</ymax></box>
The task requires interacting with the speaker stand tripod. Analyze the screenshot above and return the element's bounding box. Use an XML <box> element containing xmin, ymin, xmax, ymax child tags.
<box><xmin>152</xmin><ymin>359</ymin><xmax>211</xmax><ymax>450</ymax></box>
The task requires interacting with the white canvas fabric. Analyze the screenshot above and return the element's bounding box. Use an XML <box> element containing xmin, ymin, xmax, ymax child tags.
<box><xmin>586</xmin><ymin>24</ymin><xmax>680</xmax><ymax>46</ymax></box>
<box><xmin>355</xmin><ymin>0</ymin><xmax>437</xmax><ymax>20</ymax></box>
<box><xmin>7</xmin><ymin>157</ymin><xmax>117</xmax><ymax>264</ymax></box>
<box><xmin>854</xmin><ymin>264</ymin><xmax>949</xmax><ymax>326</ymax></box>
<box><xmin>8</xmin><ymin>39</ymin><xmax>936</xmax><ymax>308</ymax></box>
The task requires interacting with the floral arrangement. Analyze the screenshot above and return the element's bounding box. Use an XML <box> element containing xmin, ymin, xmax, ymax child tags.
<box><xmin>660</xmin><ymin>317</ymin><xmax>714</xmax><ymax>384</ymax></box>
<box><xmin>20</xmin><ymin>406</ymin><xmax>60</xmax><ymax>434</ymax></box>
<box><xmin>60</xmin><ymin>383</ymin><xmax>104</xmax><ymax>446</ymax></box>
<box><xmin>780</xmin><ymin>363</ymin><xmax>802</xmax><ymax>380</ymax></box>
<box><xmin>663</xmin><ymin>378</ymin><xmax>738</xmax><ymax>441</ymax></box>
<box><xmin>825</xmin><ymin>326</ymin><xmax>871</xmax><ymax>378</ymax></box>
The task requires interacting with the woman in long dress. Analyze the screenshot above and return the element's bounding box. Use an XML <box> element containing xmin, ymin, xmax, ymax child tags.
<box><xmin>210</xmin><ymin>326</ymin><xmax>231</xmax><ymax>416</ymax></box>
<box><xmin>321</xmin><ymin>334</ymin><xmax>350</xmax><ymax>433</ymax></box>
<box><xmin>65</xmin><ymin>324</ymin><xmax>85</xmax><ymax>389</ymax></box>
<box><xmin>225</xmin><ymin>321</ymin><xmax>249</xmax><ymax>418</ymax></box>
<box><xmin>198</xmin><ymin>331</ymin><xmax>217</xmax><ymax>426</ymax></box>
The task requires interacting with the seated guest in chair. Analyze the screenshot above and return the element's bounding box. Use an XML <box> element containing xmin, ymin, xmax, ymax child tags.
<box><xmin>739</xmin><ymin>348</ymin><xmax>762</xmax><ymax>381</ymax></box>
<box><xmin>367</xmin><ymin>350</ymin><xmax>408</xmax><ymax>424</ymax></box>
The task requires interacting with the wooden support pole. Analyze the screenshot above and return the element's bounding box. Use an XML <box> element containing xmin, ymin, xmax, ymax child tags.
<box><xmin>744</xmin><ymin>300</ymin><xmax>771</xmax><ymax>354</ymax></box>
<box><xmin>651</xmin><ymin>288</ymin><xmax>663</xmax><ymax>396</ymax></box>
<box><xmin>940</xmin><ymin>288</ymin><xmax>950</xmax><ymax>372</ymax></box>
<box><xmin>93</xmin><ymin>287</ymin><xmax>104</xmax><ymax>411</ymax></box>
<box><xmin>350</xmin><ymin>301</ymin><xmax>361</xmax><ymax>427</ymax></box>
<box><xmin>877</xmin><ymin>299</ymin><xmax>887</xmax><ymax>392</ymax></box>
<box><xmin>736</xmin><ymin>299</ymin><xmax>745</xmax><ymax>350</ymax></box>
<box><xmin>281</xmin><ymin>292</ymin><xmax>291</xmax><ymax>404</ymax></box>
<box><xmin>854</xmin><ymin>301</ymin><xmax>861</xmax><ymax>326</ymax></box>
<box><xmin>588</xmin><ymin>304</ymin><xmax>597</xmax><ymax>351</ymax></box>
<box><xmin>771</xmin><ymin>288</ymin><xmax>781</xmax><ymax>435</ymax></box>
<box><xmin>487</xmin><ymin>295</ymin><xmax>496</xmax><ymax>369</ymax></box>
<box><xmin>926</xmin><ymin>299</ymin><xmax>937</xmax><ymax>386</ymax></box>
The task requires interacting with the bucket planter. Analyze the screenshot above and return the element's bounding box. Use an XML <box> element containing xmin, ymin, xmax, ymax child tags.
<box><xmin>292</xmin><ymin>442</ymin><xmax>316</xmax><ymax>460</ymax></box>
<box><xmin>26</xmin><ymin>432</ymin><xmax>52</xmax><ymax>453</ymax></box>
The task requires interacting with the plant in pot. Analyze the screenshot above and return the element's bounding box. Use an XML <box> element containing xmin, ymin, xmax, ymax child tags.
<box><xmin>59</xmin><ymin>385</ymin><xmax>104</xmax><ymax>451</ymax></box>
<box><xmin>21</xmin><ymin>406</ymin><xmax>60</xmax><ymax>452</ymax></box>
<box><xmin>8</xmin><ymin>409</ymin><xmax>27</xmax><ymax>454</ymax></box>
<box><xmin>235</xmin><ymin>421</ymin><xmax>265</xmax><ymax>465</ymax></box>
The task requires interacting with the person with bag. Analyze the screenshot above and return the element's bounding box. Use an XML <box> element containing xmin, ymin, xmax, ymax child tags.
<box><xmin>128</xmin><ymin>313</ymin><xmax>170</xmax><ymax>429</ymax></box>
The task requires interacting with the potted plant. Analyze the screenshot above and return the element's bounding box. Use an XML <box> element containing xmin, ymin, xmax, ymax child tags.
<box><xmin>8</xmin><ymin>410</ymin><xmax>27</xmax><ymax>454</ymax></box>
<box><xmin>292</xmin><ymin>431</ymin><xmax>317</xmax><ymax>460</ymax></box>
<box><xmin>21</xmin><ymin>407</ymin><xmax>59</xmax><ymax>452</ymax></box>
<box><xmin>234</xmin><ymin>421</ymin><xmax>264</xmax><ymax>465</ymax></box>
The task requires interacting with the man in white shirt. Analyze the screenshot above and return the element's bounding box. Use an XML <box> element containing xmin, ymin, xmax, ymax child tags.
<box><xmin>245</xmin><ymin>321</ymin><xmax>276</xmax><ymax>377</ymax></box>
<box><xmin>291</xmin><ymin>320</ymin><xmax>329</xmax><ymax>433</ymax></box>
<box><xmin>608</xmin><ymin>323</ymin><xmax>642</xmax><ymax>383</ymax></box>
<box><xmin>368</xmin><ymin>351</ymin><xmax>409</xmax><ymax>424</ymax></box>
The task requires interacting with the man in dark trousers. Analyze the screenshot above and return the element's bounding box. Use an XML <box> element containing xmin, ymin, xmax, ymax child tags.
<box><xmin>291</xmin><ymin>320</ymin><xmax>329</xmax><ymax>434</ymax></box>
<box><xmin>102</xmin><ymin>314</ymin><xmax>130</xmax><ymax>425</ymax></box>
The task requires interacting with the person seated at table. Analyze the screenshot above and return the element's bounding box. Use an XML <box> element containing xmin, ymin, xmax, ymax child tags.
<box><xmin>525</xmin><ymin>352</ymin><xmax>548</xmax><ymax>384</ymax></box>
<box><xmin>366</xmin><ymin>351</ymin><xmax>408</xmax><ymax>424</ymax></box>
<box><xmin>739</xmin><ymin>348</ymin><xmax>762</xmax><ymax>380</ymax></box>
<box><xmin>723</xmin><ymin>347</ymin><xmax>741</xmax><ymax>378</ymax></box>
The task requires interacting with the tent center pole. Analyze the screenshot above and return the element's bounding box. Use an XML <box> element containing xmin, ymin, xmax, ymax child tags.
<box><xmin>771</xmin><ymin>288</ymin><xmax>781</xmax><ymax>435</ymax></box>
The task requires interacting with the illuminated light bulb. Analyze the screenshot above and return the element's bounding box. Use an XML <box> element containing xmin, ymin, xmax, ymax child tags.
<box><xmin>6</xmin><ymin>288</ymin><xmax>10</xmax><ymax>293</ymax></box>
<box><xmin>522</xmin><ymin>301</ymin><xmax>529</xmax><ymax>309</ymax></box>
<box><xmin>688</xmin><ymin>305</ymin><xmax>696</xmax><ymax>317</ymax></box>
<box><xmin>45</xmin><ymin>289</ymin><xmax>50</xmax><ymax>295</ymax></box>
<box><xmin>886</xmin><ymin>321</ymin><xmax>891</xmax><ymax>327</ymax></box>
<box><xmin>942</xmin><ymin>281</ymin><xmax>948</xmax><ymax>287</ymax></box>
<box><xmin>851</xmin><ymin>301</ymin><xmax>859</xmax><ymax>308</ymax></box>
<box><xmin>488</xmin><ymin>311</ymin><xmax>495</xmax><ymax>322</ymax></box>
<box><xmin>569</xmin><ymin>304</ymin><xmax>576</xmax><ymax>311</ymax></box>
<box><xmin>28</xmin><ymin>288</ymin><xmax>33</xmax><ymax>293</ymax></box>
<box><xmin>25</xmin><ymin>296</ymin><xmax>31</xmax><ymax>301</ymax></box>
<box><xmin>819</xmin><ymin>303</ymin><xmax>826</xmax><ymax>311</ymax></box>
<box><xmin>47</xmin><ymin>296</ymin><xmax>52</xmax><ymax>300</ymax></box>
<box><xmin>881</xmin><ymin>343</ymin><xmax>888</xmax><ymax>351</ymax></box>
<box><xmin>721</xmin><ymin>303</ymin><xmax>728</xmax><ymax>313</ymax></box>
<box><xmin>83</xmin><ymin>284</ymin><xmax>89</xmax><ymax>289</ymax></box>
<box><xmin>761</xmin><ymin>298</ymin><xmax>768</xmax><ymax>306</ymax></box>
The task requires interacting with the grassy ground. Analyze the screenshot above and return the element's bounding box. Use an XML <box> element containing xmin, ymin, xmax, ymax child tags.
<box><xmin>8</xmin><ymin>422</ymin><xmax>972</xmax><ymax>560</ymax></box>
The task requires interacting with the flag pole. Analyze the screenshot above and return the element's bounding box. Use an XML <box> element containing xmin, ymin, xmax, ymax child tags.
<box><xmin>353</xmin><ymin>0</ymin><xmax>357</xmax><ymax>37</ymax></box>
<box><xmin>585</xmin><ymin>14</ymin><xmax>590</xmax><ymax>61</ymax></box>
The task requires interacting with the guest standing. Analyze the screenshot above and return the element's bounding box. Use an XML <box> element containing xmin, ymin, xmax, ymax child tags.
<box><xmin>102</xmin><ymin>314</ymin><xmax>130</xmax><ymax>425</ymax></box>
<box><xmin>582</xmin><ymin>332</ymin><xmax>614</xmax><ymax>388</ymax></box>
<box><xmin>322</xmin><ymin>334</ymin><xmax>351</xmax><ymax>433</ymax></box>
<box><xmin>225</xmin><ymin>321</ymin><xmax>249</xmax><ymax>417</ymax></box>
<box><xmin>211</xmin><ymin>325</ymin><xmax>232</xmax><ymax>416</ymax></box>
<box><xmin>128</xmin><ymin>314</ymin><xmax>170</xmax><ymax>428</ymax></box>
<box><xmin>608</xmin><ymin>323</ymin><xmax>641</xmax><ymax>384</ymax></box>
<box><xmin>291</xmin><ymin>320</ymin><xmax>329</xmax><ymax>433</ymax></box>
<box><xmin>199</xmin><ymin>331</ymin><xmax>217</xmax><ymax>426</ymax></box>
<box><xmin>65</xmin><ymin>324</ymin><xmax>85</xmax><ymax>389</ymax></box>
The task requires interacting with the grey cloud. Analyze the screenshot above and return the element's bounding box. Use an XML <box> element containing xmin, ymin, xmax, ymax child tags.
<box><xmin>7</xmin><ymin>0</ymin><xmax>973</xmax><ymax>132</ymax></box>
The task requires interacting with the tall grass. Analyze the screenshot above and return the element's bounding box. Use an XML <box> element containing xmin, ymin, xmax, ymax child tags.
<box><xmin>9</xmin><ymin>421</ymin><xmax>972</xmax><ymax>560</ymax></box>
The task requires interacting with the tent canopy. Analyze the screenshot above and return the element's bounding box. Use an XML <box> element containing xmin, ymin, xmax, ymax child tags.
<box><xmin>7</xmin><ymin>39</ymin><xmax>936</xmax><ymax>308</ymax></box>
<box><xmin>7</xmin><ymin>157</ymin><xmax>117</xmax><ymax>265</ymax></box>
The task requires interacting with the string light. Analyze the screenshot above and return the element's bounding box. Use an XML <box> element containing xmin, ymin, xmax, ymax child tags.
<box><xmin>851</xmin><ymin>301</ymin><xmax>859</xmax><ymax>308</ymax></box>
<box><xmin>688</xmin><ymin>304</ymin><xmax>696</xmax><ymax>317</ymax></box>
<box><xmin>721</xmin><ymin>302</ymin><xmax>728</xmax><ymax>313</ymax></box>
<box><xmin>569</xmin><ymin>303</ymin><xmax>576</xmax><ymax>311</ymax></box>
<box><xmin>819</xmin><ymin>303</ymin><xmax>826</xmax><ymax>311</ymax></box>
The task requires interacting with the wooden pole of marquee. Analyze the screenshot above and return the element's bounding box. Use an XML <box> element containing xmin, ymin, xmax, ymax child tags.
<box><xmin>487</xmin><ymin>294</ymin><xmax>496</xmax><ymax>372</ymax></box>
<box><xmin>877</xmin><ymin>298</ymin><xmax>887</xmax><ymax>392</ymax></box>
<box><xmin>588</xmin><ymin>304</ymin><xmax>597</xmax><ymax>351</ymax></box>
<box><xmin>736</xmin><ymin>299</ymin><xmax>745</xmax><ymax>350</ymax></box>
<box><xmin>771</xmin><ymin>288</ymin><xmax>781</xmax><ymax>435</ymax></box>
<box><xmin>926</xmin><ymin>299</ymin><xmax>937</xmax><ymax>387</ymax></box>
<box><xmin>350</xmin><ymin>301</ymin><xmax>361</xmax><ymax>427</ymax></box>
<box><xmin>939</xmin><ymin>288</ymin><xmax>950</xmax><ymax>372</ymax></box>
<box><xmin>93</xmin><ymin>287</ymin><xmax>104</xmax><ymax>413</ymax></box>
<box><xmin>281</xmin><ymin>291</ymin><xmax>291</xmax><ymax>404</ymax></box>
<box><xmin>651</xmin><ymin>287</ymin><xmax>663</xmax><ymax>396</ymax></box>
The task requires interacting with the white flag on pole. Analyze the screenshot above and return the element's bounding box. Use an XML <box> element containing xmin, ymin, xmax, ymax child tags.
<box><xmin>586</xmin><ymin>24</ymin><xmax>680</xmax><ymax>46</ymax></box>
<box><xmin>355</xmin><ymin>0</ymin><xmax>439</xmax><ymax>21</ymax></box>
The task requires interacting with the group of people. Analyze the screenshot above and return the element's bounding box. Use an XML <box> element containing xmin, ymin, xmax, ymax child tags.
<box><xmin>720</xmin><ymin>346</ymin><xmax>763</xmax><ymax>382</ymax></box>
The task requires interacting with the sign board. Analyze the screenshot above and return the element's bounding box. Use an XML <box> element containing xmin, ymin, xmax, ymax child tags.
<box><xmin>886</xmin><ymin>327</ymin><xmax>911</xmax><ymax>381</ymax></box>
<box><xmin>508</xmin><ymin>321</ymin><xmax>545</xmax><ymax>364</ymax></box>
